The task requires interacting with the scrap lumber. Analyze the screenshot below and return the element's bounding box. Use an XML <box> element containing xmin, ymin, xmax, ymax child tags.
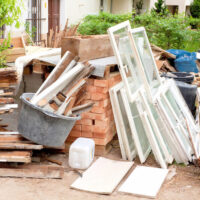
<box><xmin>32</xmin><ymin>51</ymin><xmax>76</xmax><ymax>99</ymax></box>
<box><xmin>0</xmin><ymin>164</ymin><xmax>64</xmax><ymax>179</ymax></box>
<box><xmin>151</xmin><ymin>44</ymin><xmax>176</xmax><ymax>59</ymax></box>
<box><xmin>0</xmin><ymin>151</ymin><xmax>31</xmax><ymax>163</ymax></box>
<box><xmin>0</xmin><ymin>143</ymin><xmax>43</xmax><ymax>150</ymax></box>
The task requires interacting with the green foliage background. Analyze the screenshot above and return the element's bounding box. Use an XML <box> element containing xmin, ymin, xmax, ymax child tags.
<box><xmin>78</xmin><ymin>12</ymin><xmax>200</xmax><ymax>52</ymax></box>
<box><xmin>0</xmin><ymin>0</ymin><xmax>23</xmax><ymax>67</ymax></box>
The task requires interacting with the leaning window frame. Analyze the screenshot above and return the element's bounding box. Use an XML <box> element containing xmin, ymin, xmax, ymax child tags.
<box><xmin>109</xmin><ymin>82</ymin><xmax>137</xmax><ymax>161</ymax></box>
<box><xmin>108</xmin><ymin>21</ymin><xmax>147</xmax><ymax>102</ymax></box>
<box><xmin>130</xmin><ymin>27</ymin><xmax>162</xmax><ymax>102</ymax></box>
<box><xmin>155</xmin><ymin>80</ymin><xmax>194</xmax><ymax>161</ymax></box>
<box><xmin>120</xmin><ymin>88</ymin><xmax>151</xmax><ymax>163</ymax></box>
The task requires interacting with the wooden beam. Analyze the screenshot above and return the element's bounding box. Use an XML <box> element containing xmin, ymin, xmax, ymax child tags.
<box><xmin>0</xmin><ymin>143</ymin><xmax>43</xmax><ymax>150</ymax></box>
<box><xmin>0</xmin><ymin>151</ymin><xmax>31</xmax><ymax>163</ymax></box>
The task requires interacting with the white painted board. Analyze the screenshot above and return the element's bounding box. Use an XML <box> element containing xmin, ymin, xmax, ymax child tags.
<box><xmin>119</xmin><ymin>166</ymin><xmax>168</xmax><ymax>198</ymax></box>
<box><xmin>71</xmin><ymin>157</ymin><xmax>133</xmax><ymax>194</ymax></box>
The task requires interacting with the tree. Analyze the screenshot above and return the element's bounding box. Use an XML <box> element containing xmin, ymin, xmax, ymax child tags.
<box><xmin>190</xmin><ymin>0</ymin><xmax>200</xmax><ymax>18</ymax></box>
<box><xmin>152</xmin><ymin>0</ymin><xmax>168</xmax><ymax>16</ymax></box>
<box><xmin>0</xmin><ymin>0</ymin><xmax>23</xmax><ymax>28</ymax></box>
<box><xmin>0</xmin><ymin>0</ymin><xmax>23</xmax><ymax>67</ymax></box>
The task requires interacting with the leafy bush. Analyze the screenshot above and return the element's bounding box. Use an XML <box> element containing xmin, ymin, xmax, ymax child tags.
<box><xmin>78</xmin><ymin>12</ymin><xmax>200</xmax><ymax>52</ymax></box>
<box><xmin>0</xmin><ymin>0</ymin><xmax>23</xmax><ymax>67</ymax></box>
<box><xmin>151</xmin><ymin>0</ymin><xmax>168</xmax><ymax>16</ymax></box>
<box><xmin>190</xmin><ymin>0</ymin><xmax>200</xmax><ymax>18</ymax></box>
<box><xmin>0</xmin><ymin>34</ymin><xmax>11</xmax><ymax>68</ymax></box>
<box><xmin>132</xmin><ymin>13</ymin><xmax>200</xmax><ymax>51</ymax></box>
<box><xmin>78</xmin><ymin>12</ymin><xmax>133</xmax><ymax>35</ymax></box>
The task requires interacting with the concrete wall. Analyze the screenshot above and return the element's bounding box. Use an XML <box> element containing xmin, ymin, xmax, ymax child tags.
<box><xmin>60</xmin><ymin>0</ymin><xmax>101</xmax><ymax>30</ymax></box>
<box><xmin>112</xmin><ymin>0</ymin><xmax>132</xmax><ymax>14</ymax></box>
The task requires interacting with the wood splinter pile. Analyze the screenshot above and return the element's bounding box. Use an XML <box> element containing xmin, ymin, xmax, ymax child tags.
<box><xmin>0</xmin><ymin>67</ymin><xmax>18</xmax><ymax>131</ymax></box>
<box><xmin>30</xmin><ymin>51</ymin><xmax>95</xmax><ymax>116</ymax></box>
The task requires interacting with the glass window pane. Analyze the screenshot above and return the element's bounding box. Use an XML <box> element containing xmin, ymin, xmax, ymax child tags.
<box><xmin>132</xmin><ymin>30</ymin><xmax>160</xmax><ymax>94</ymax></box>
<box><xmin>113</xmin><ymin>27</ymin><xmax>143</xmax><ymax>94</ymax></box>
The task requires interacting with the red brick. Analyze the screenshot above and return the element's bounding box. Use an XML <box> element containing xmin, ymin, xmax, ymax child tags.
<box><xmin>66</xmin><ymin>136</ymin><xmax>79</xmax><ymax>143</ymax></box>
<box><xmin>82</xmin><ymin>112</ymin><xmax>107</xmax><ymax>121</ymax></box>
<box><xmin>76</xmin><ymin>120</ymin><xmax>82</xmax><ymax>125</ymax></box>
<box><xmin>94</xmin><ymin>79</ymin><xmax>109</xmax><ymax>88</ymax></box>
<box><xmin>91</xmin><ymin>106</ymin><xmax>108</xmax><ymax>114</ymax></box>
<box><xmin>86</xmin><ymin>85</ymin><xmax>109</xmax><ymax>94</ymax></box>
<box><xmin>93</xmin><ymin>132</ymin><xmax>107</xmax><ymax>139</ymax></box>
<box><xmin>69</xmin><ymin>131</ymin><xmax>82</xmax><ymax>137</ymax></box>
<box><xmin>84</xmin><ymin>92</ymin><xmax>91</xmax><ymax>100</ymax></box>
<box><xmin>93</xmin><ymin>133</ymin><xmax>114</xmax><ymax>145</ymax></box>
<box><xmin>95</xmin><ymin>119</ymin><xmax>110</xmax><ymax>127</ymax></box>
<box><xmin>72</xmin><ymin>125</ymin><xmax>82</xmax><ymax>131</ymax></box>
<box><xmin>80</xmin><ymin>119</ymin><xmax>93</xmax><ymax>125</ymax></box>
<box><xmin>87</xmin><ymin>78</ymin><xmax>94</xmax><ymax>86</ymax></box>
<box><xmin>93</xmin><ymin>125</ymin><xmax>109</xmax><ymax>134</ymax></box>
<box><xmin>82</xmin><ymin>125</ymin><xmax>93</xmax><ymax>132</ymax></box>
<box><xmin>91</xmin><ymin>93</ymin><xmax>109</xmax><ymax>100</ymax></box>
<box><xmin>82</xmin><ymin>131</ymin><xmax>93</xmax><ymax>138</ymax></box>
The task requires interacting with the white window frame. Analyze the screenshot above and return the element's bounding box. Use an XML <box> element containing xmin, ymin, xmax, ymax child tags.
<box><xmin>109</xmin><ymin>82</ymin><xmax>137</xmax><ymax>161</ymax></box>
<box><xmin>108</xmin><ymin>21</ymin><xmax>147</xmax><ymax>102</ymax></box>
<box><xmin>120</xmin><ymin>88</ymin><xmax>151</xmax><ymax>163</ymax></box>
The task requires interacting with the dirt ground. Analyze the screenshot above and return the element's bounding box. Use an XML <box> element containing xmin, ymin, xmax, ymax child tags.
<box><xmin>1</xmin><ymin>75</ymin><xmax>200</xmax><ymax>200</ymax></box>
<box><xmin>0</xmin><ymin>141</ymin><xmax>200</xmax><ymax>200</ymax></box>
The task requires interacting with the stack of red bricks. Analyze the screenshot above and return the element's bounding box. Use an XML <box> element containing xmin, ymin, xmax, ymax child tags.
<box><xmin>66</xmin><ymin>71</ymin><xmax>121</xmax><ymax>146</ymax></box>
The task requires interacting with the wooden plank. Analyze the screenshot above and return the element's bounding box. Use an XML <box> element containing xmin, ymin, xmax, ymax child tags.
<box><xmin>0</xmin><ymin>98</ymin><xmax>14</xmax><ymax>104</ymax></box>
<box><xmin>0</xmin><ymin>164</ymin><xmax>64</xmax><ymax>179</ymax></box>
<box><xmin>0</xmin><ymin>151</ymin><xmax>31</xmax><ymax>163</ymax></box>
<box><xmin>0</xmin><ymin>134</ymin><xmax>24</xmax><ymax>143</ymax></box>
<box><xmin>0</xmin><ymin>143</ymin><xmax>43</xmax><ymax>150</ymax></box>
<box><xmin>119</xmin><ymin>166</ymin><xmax>168</xmax><ymax>198</ymax></box>
<box><xmin>31</xmin><ymin>51</ymin><xmax>75</xmax><ymax>99</ymax></box>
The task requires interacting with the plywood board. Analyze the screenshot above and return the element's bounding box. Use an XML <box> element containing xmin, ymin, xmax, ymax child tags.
<box><xmin>71</xmin><ymin>157</ymin><xmax>133</xmax><ymax>194</ymax></box>
<box><xmin>119</xmin><ymin>166</ymin><xmax>168</xmax><ymax>198</ymax></box>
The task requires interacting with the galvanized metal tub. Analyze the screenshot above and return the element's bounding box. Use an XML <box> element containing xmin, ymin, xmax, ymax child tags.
<box><xmin>18</xmin><ymin>93</ymin><xmax>80</xmax><ymax>147</ymax></box>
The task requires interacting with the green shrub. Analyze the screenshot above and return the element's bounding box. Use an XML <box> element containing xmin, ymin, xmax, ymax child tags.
<box><xmin>78</xmin><ymin>12</ymin><xmax>133</xmax><ymax>35</ymax></box>
<box><xmin>190</xmin><ymin>0</ymin><xmax>200</xmax><ymax>18</ymax></box>
<box><xmin>133</xmin><ymin>13</ymin><xmax>200</xmax><ymax>51</ymax></box>
<box><xmin>78</xmin><ymin>12</ymin><xmax>200</xmax><ymax>52</ymax></box>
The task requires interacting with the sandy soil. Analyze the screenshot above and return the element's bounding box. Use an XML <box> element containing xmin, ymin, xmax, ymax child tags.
<box><xmin>0</xmin><ymin>147</ymin><xmax>199</xmax><ymax>200</ymax></box>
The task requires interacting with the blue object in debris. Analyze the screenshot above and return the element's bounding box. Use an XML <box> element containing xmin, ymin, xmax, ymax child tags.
<box><xmin>167</xmin><ymin>49</ymin><xmax>198</xmax><ymax>73</ymax></box>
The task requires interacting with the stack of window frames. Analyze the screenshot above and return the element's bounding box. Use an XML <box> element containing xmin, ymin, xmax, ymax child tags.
<box><xmin>108</xmin><ymin>21</ymin><xmax>200</xmax><ymax>168</ymax></box>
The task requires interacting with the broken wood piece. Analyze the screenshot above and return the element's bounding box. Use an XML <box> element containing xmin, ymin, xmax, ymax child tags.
<box><xmin>31</xmin><ymin>51</ymin><xmax>76</xmax><ymax>101</ymax></box>
<box><xmin>64</xmin><ymin>97</ymin><xmax>76</xmax><ymax>116</ymax></box>
<box><xmin>57</xmin><ymin>92</ymin><xmax>66</xmax><ymax>102</ymax></box>
<box><xmin>0</xmin><ymin>151</ymin><xmax>31</xmax><ymax>163</ymax></box>
<box><xmin>60</xmin><ymin>55</ymin><xmax>80</xmax><ymax>75</ymax></box>
<box><xmin>49</xmin><ymin>100</ymin><xmax>59</xmax><ymax>111</ymax></box>
<box><xmin>0</xmin><ymin>164</ymin><xmax>64</xmax><ymax>179</ymax></box>
<box><xmin>71</xmin><ymin>102</ymin><xmax>94</xmax><ymax>115</ymax></box>
<box><xmin>0</xmin><ymin>142</ymin><xmax>43</xmax><ymax>150</ymax></box>
<box><xmin>151</xmin><ymin>44</ymin><xmax>176</xmax><ymax>59</ymax></box>
<box><xmin>55</xmin><ymin>97</ymin><xmax>71</xmax><ymax>115</ymax></box>
<box><xmin>37</xmin><ymin>99</ymin><xmax>48</xmax><ymax>107</ymax></box>
<box><xmin>0</xmin><ymin>104</ymin><xmax>18</xmax><ymax>111</ymax></box>
<box><xmin>43</xmin><ymin>156</ymin><xmax>63</xmax><ymax>166</ymax></box>
<box><xmin>32</xmin><ymin>63</ymin><xmax>85</xmax><ymax>105</ymax></box>
<box><xmin>49</xmin><ymin>29</ymin><xmax>54</xmax><ymax>47</ymax></box>
<box><xmin>163</xmin><ymin>60</ymin><xmax>176</xmax><ymax>72</ymax></box>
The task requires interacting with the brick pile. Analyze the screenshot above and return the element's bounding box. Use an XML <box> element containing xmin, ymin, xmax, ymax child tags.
<box><xmin>66</xmin><ymin>71</ymin><xmax>122</xmax><ymax>146</ymax></box>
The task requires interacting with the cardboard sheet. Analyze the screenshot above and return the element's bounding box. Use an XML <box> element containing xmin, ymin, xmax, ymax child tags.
<box><xmin>119</xmin><ymin>166</ymin><xmax>168</xmax><ymax>198</ymax></box>
<box><xmin>71</xmin><ymin>157</ymin><xmax>133</xmax><ymax>194</ymax></box>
